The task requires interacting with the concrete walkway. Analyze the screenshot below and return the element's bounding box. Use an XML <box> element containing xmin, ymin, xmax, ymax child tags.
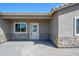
<box><xmin>0</xmin><ymin>41</ymin><xmax>79</xmax><ymax>56</ymax></box>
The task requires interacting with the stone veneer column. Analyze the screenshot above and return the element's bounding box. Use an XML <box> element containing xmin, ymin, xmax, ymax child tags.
<box><xmin>57</xmin><ymin>36</ymin><xmax>79</xmax><ymax>47</ymax></box>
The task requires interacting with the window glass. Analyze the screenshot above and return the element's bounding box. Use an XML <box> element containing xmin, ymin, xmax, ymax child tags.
<box><xmin>20</xmin><ymin>24</ymin><xmax>26</xmax><ymax>32</ymax></box>
<box><xmin>76</xmin><ymin>19</ymin><xmax>79</xmax><ymax>34</ymax></box>
<box><xmin>15</xmin><ymin>24</ymin><xmax>20</xmax><ymax>32</ymax></box>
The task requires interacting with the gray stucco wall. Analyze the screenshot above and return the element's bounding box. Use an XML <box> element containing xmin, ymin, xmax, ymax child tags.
<box><xmin>0</xmin><ymin>18</ymin><xmax>10</xmax><ymax>43</ymax></box>
<box><xmin>9</xmin><ymin>19</ymin><xmax>50</xmax><ymax>41</ymax></box>
<box><xmin>50</xmin><ymin>12</ymin><xmax>58</xmax><ymax>46</ymax></box>
<box><xmin>58</xmin><ymin>4</ymin><xmax>79</xmax><ymax>47</ymax></box>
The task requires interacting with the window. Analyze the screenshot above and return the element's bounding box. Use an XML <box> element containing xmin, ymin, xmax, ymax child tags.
<box><xmin>32</xmin><ymin>25</ymin><xmax>37</xmax><ymax>32</ymax></box>
<box><xmin>75</xmin><ymin>17</ymin><xmax>79</xmax><ymax>36</ymax></box>
<box><xmin>14</xmin><ymin>22</ymin><xmax>27</xmax><ymax>33</ymax></box>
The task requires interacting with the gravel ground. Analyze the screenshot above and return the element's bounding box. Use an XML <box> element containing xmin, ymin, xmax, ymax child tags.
<box><xmin>0</xmin><ymin>41</ymin><xmax>79</xmax><ymax>56</ymax></box>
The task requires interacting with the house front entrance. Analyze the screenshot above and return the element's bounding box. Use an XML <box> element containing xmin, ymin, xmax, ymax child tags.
<box><xmin>9</xmin><ymin>19</ymin><xmax>50</xmax><ymax>41</ymax></box>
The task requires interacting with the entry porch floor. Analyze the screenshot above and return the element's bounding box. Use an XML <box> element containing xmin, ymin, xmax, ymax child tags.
<box><xmin>0</xmin><ymin>41</ymin><xmax>79</xmax><ymax>56</ymax></box>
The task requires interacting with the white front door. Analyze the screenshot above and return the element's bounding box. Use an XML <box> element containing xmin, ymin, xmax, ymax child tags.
<box><xmin>30</xmin><ymin>23</ymin><xmax>39</xmax><ymax>40</ymax></box>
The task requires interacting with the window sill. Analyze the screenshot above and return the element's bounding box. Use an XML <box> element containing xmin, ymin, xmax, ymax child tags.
<box><xmin>14</xmin><ymin>32</ymin><xmax>27</xmax><ymax>34</ymax></box>
<box><xmin>75</xmin><ymin>34</ymin><xmax>79</xmax><ymax>36</ymax></box>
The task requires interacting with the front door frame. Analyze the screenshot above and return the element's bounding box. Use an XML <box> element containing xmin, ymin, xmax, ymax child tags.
<box><xmin>30</xmin><ymin>23</ymin><xmax>39</xmax><ymax>40</ymax></box>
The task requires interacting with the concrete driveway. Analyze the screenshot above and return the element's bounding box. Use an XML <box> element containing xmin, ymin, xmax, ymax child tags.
<box><xmin>0</xmin><ymin>41</ymin><xmax>79</xmax><ymax>56</ymax></box>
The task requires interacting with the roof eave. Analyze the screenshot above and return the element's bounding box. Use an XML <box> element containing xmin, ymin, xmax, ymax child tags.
<box><xmin>50</xmin><ymin>3</ymin><xmax>78</xmax><ymax>15</ymax></box>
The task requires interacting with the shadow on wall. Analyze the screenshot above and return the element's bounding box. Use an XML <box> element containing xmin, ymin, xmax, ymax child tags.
<box><xmin>0</xmin><ymin>19</ymin><xmax>10</xmax><ymax>42</ymax></box>
<box><xmin>0</xmin><ymin>27</ymin><xmax>8</xmax><ymax>42</ymax></box>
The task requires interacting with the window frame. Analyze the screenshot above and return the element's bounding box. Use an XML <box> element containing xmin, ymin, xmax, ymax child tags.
<box><xmin>14</xmin><ymin>22</ymin><xmax>27</xmax><ymax>34</ymax></box>
<box><xmin>75</xmin><ymin>16</ymin><xmax>79</xmax><ymax>36</ymax></box>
